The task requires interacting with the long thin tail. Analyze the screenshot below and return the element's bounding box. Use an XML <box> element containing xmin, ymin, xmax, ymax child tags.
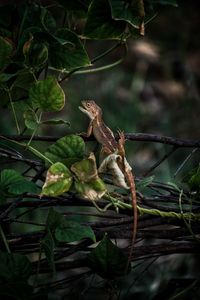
<box><xmin>125</xmin><ymin>170</ymin><xmax>137</xmax><ymax>273</ymax></box>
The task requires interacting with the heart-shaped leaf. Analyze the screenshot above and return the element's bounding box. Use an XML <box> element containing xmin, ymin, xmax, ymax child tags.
<box><xmin>87</xmin><ymin>234</ymin><xmax>129</xmax><ymax>278</ymax></box>
<box><xmin>41</xmin><ymin>162</ymin><xmax>73</xmax><ymax>197</ymax></box>
<box><xmin>24</xmin><ymin>109</ymin><xmax>39</xmax><ymax>130</ymax></box>
<box><xmin>49</xmin><ymin>28</ymin><xmax>90</xmax><ymax>71</ymax></box>
<box><xmin>84</xmin><ymin>0</ymin><xmax>126</xmax><ymax>39</ymax></box>
<box><xmin>45</xmin><ymin>135</ymin><xmax>85</xmax><ymax>166</ymax></box>
<box><xmin>29</xmin><ymin>76</ymin><xmax>65</xmax><ymax>112</ymax></box>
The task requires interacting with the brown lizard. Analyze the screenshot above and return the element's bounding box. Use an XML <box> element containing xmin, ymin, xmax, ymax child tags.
<box><xmin>79</xmin><ymin>100</ymin><xmax>137</xmax><ymax>270</ymax></box>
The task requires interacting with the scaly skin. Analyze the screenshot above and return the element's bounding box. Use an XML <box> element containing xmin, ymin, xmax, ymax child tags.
<box><xmin>79</xmin><ymin>100</ymin><xmax>137</xmax><ymax>271</ymax></box>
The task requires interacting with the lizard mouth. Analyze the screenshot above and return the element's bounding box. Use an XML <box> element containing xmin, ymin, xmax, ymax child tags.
<box><xmin>79</xmin><ymin>104</ymin><xmax>93</xmax><ymax>119</ymax></box>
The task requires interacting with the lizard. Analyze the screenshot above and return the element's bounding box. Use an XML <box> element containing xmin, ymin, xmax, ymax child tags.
<box><xmin>79</xmin><ymin>100</ymin><xmax>137</xmax><ymax>270</ymax></box>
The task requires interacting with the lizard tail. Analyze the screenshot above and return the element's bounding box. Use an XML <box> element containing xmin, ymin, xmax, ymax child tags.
<box><xmin>125</xmin><ymin>170</ymin><xmax>137</xmax><ymax>273</ymax></box>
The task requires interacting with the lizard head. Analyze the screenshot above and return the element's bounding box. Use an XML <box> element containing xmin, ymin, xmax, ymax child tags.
<box><xmin>79</xmin><ymin>100</ymin><xmax>102</xmax><ymax>120</ymax></box>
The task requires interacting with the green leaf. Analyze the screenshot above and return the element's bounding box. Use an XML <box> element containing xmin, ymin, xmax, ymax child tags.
<box><xmin>71</xmin><ymin>153</ymin><xmax>106</xmax><ymax>200</ymax></box>
<box><xmin>0</xmin><ymin>169</ymin><xmax>38</xmax><ymax>197</ymax></box>
<box><xmin>87</xmin><ymin>234</ymin><xmax>129</xmax><ymax>278</ymax></box>
<box><xmin>41</xmin><ymin>162</ymin><xmax>73</xmax><ymax>197</ymax></box>
<box><xmin>74</xmin><ymin>178</ymin><xmax>106</xmax><ymax>200</ymax></box>
<box><xmin>55</xmin><ymin>220</ymin><xmax>96</xmax><ymax>243</ymax></box>
<box><xmin>46</xmin><ymin>207</ymin><xmax>65</xmax><ymax>231</ymax></box>
<box><xmin>46</xmin><ymin>208</ymin><xmax>96</xmax><ymax>243</ymax></box>
<box><xmin>24</xmin><ymin>39</ymin><xmax>48</xmax><ymax>67</ymax></box>
<box><xmin>24</xmin><ymin>109</ymin><xmax>39</xmax><ymax>130</ymax></box>
<box><xmin>0</xmin><ymin>251</ymin><xmax>31</xmax><ymax>283</ymax></box>
<box><xmin>40</xmin><ymin>230</ymin><xmax>55</xmax><ymax>272</ymax></box>
<box><xmin>49</xmin><ymin>28</ymin><xmax>90</xmax><ymax>71</ymax></box>
<box><xmin>185</xmin><ymin>165</ymin><xmax>200</xmax><ymax>193</ymax></box>
<box><xmin>84</xmin><ymin>0</ymin><xmax>126</xmax><ymax>40</ymax></box>
<box><xmin>41</xmin><ymin>119</ymin><xmax>70</xmax><ymax>126</ymax></box>
<box><xmin>29</xmin><ymin>76</ymin><xmax>65</xmax><ymax>112</ymax></box>
<box><xmin>12</xmin><ymin>69</ymin><xmax>35</xmax><ymax>91</ymax></box>
<box><xmin>45</xmin><ymin>135</ymin><xmax>85</xmax><ymax>165</ymax></box>
<box><xmin>0</xmin><ymin>36</ymin><xmax>13</xmax><ymax>70</ymax></box>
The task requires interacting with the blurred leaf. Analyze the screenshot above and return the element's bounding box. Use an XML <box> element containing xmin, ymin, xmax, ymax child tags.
<box><xmin>45</xmin><ymin>135</ymin><xmax>85</xmax><ymax>165</ymax></box>
<box><xmin>49</xmin><ymin>29</ymin><xmax>90</xmax><ymax>71</ymax></box>
<box><xmin>0</xmin><ymin>169</ymin><xmax>38</xmax><ymax>199</ymax></box>
<box><xmin>87</xmin><ymin>234</ymin><xmax>129</xmax><ymax>278</ymax></box>
<box><xmin>40</xmin><ymin>230</ymin><xmax>55</xmax><ymax>272</ymax></box>
<box><xmin>46</xmin><ymin>207</ymin><xmax>65</xmax><ymax>231</ymax></box>
<box><xmin>41</xmin><ymin>162</ymin><xmax>73</xmax><ymax>197</ymax></box>
<box><xmin>0</xmin><ymin>251</ymin><xmax>31</xmax><ymax>283</ymax></box>
<box><xmin>136</xmin><ymin>175</ymin><xmax>155</xmax><ymax>191</ymax></box>
<box><xmin>55</xmin><ymin>220</ymin><xmax>96</xmax><ymax>243</ymax></box>
<box><xmin>24</xmin><ymin>109</ymin><xmax>38</xmax><ymax>130</ymax></box>
<box><xmin>85</xmin><ymin>0</ymin><xmax>126</xmax><ymax>39</ymax></box>
<box><xmin>29</xmin><ymin>76</ymin><xmax>65</xmax><ymax>112</ymax></box>
<box><xmin>41</xmin><ymin>119</ymin><xmax>70</xmax><ymax>126</ymax></box>
<box><xmin>185</xmin><ymin>165</ymin><xmax>200</xmax><ymax>193</ymax></box>
<box><xmin>56</xmin><ymin>0</ymin><xmax>91</xmax><ymax>11</ymax></box>
<box><xmin>0</xmin><ymin>36</ymin><xmax>13</xmax><ymax>70</ymax></box>
<box><xmin>12</xmin><ymin>69</ymin><xmax>35</xmax><ymax>91</ymax></box>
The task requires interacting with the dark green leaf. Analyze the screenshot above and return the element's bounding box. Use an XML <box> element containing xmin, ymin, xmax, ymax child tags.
<box><xmin>56</xmin><ymin>0</ymin><xmax>91</xmax><ymax>11</ymax></box>
<box><xmin>46</xmin><ymin>208</ymin><xmax>96</xmax><ymax>243</ymax></box>
<box><xmin>84</xmin><ymin>0</ymin><xmax>126</xmax><ymax>39</ymax></box>
<box><xmin>87</xmin><ymin>234</ymin><xmax>129</xmax><ymax>278</ymax></box>
<box><xmin>55</xmin><ymin>220</ymin><xmax>96</xmax><ymax>243</ymax></box>
<box><xmin>0</xmin><ymin>169</ymin><xmax>38</xmax><ymax>197</ymax></box>
<box><xmin>185</xmin><ymin>165</ymin><xmax>200</xmax><ymax>193</ymax></box>
<box><xmin>0</xmin><ymin>36</ymin><xmax>13</xmax><ymax>70</ymax></box>
<box><xmin>45</xmin><ymin>135</ymin><xmax>85</xmax><ymax>165</ymax></box>
<box><xmin>0</xmin><ymin>251</ymin><xmax>31</xmax><ymax>283</ymax></box>
<box><xmin>41</xmin><ymin>162</ymin><xmax>73</xmax><ymax>197</ymax></box>
<box><xmin>49</xmin><ymin>29</ymin><xmax>90</xmax><ymax>71</ymax></box>
<box><xmin>40</xmin><ymin>230</ymin><xmax>55</xmax><ymax>272</ymax></box>
<box><xmin>24</xmin><ymin>40</ymin><xmax>48</xmax><ymax>67</ymax></box>
<box><xmin>29</xmin><ymin>76</ymin><xmax>65</xmax><ymax>112</ymax></box>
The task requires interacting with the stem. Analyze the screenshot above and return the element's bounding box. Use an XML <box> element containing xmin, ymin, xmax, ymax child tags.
<box><xmin>27</xmin><ymin>111</ymin><xmax>43</xmax><ymax>146</ymax></box>
<box><xmin>0</xmin><ymin>225</ymin><xmax>11</xmax><ymax>253</ymax></box>
<box><xmin>7</xmin><ymin>90</ymin><xmax>20</xmax><ymax>134</ymax></box>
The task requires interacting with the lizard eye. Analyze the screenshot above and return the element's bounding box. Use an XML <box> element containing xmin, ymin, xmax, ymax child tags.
<box><xmin>86</xmin><ymin>103</ymin><xmax>91</xmax><ymax>108</ymax></box>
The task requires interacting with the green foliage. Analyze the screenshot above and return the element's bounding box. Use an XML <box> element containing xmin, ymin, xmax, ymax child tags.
<box><xmin>29</xmin><ymin>76</ymin><xmax>65</xmax><ymax>112</ymax></box>
<box><xmin>0</xmin><ymin>169</ymin><xmax>38</xmax><ymax>201</ymax></box>
<box><xmin>46</xmin><ymin>208</ymin><xmax>96</xmax><ymax>243</ymax></box>
<box><xmin>87</xmin><ymin>234</ymin><xmax>129</xmax><ymax>278</ymax></box>
<box><xmin>41</xmin><ymin>162</ymin><xmax>73</xmax><ymax>197</ymax></box>
<box><xmin>185</xmin><ymin>165</ymin><xmax>200</xmax><ymax>193</ymax></box>
<box><xmin>45</xmin><ymin>134</ymin><xmax>85</xmax><ymax>166</ymax></box>
<box><xmin>0</xmin><ymin>251</ymin><xmax>31</xmax><ymax>283</ymax></box>
<box><xmin>0</xmin><ymin>36</ymin><xmax>13</xmax><ymax>71</ymax></box>
<box><xmin>40</xmin><ymin>229</ymin><xmax>55</xmax><ymax>272</ymax></box>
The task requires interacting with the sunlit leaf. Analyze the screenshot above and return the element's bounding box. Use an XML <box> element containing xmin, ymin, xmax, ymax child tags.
<box><xmin>41</xmin><ymin>162</ymin><xmax>73</xmax><ymax>197</ymax></box>
<box><xmin>45</xmin><ymin>135</ymin><xmax>85</xmax><ymax>165</ymax></box>
<box><xmin>87</xmin><ymin>234</ymin><xmax>129</xmax><ymax>278</ymax></box>
<box><xmin>0</xmin><ymin>251</ymin><xmax>31</xmax><ymax>283</ymax></box>
<box><xmin>84</xmin><ymin>0</ymin><xmax>126</xmax><ymax>39</ymax></box>
<box><xmin>0</xmin><ymin>36</ymin><xmax>13</xmax><ymax>70</ymax></box>
<box><xmin>49</xmin><ymin>29</ymin><xmax>90</xmax><ymax>71</ymax></box>
<box><xmin>29</xmin><ymin>76</ymin><xmax>65</xmax><ymax>112</ymax></box>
